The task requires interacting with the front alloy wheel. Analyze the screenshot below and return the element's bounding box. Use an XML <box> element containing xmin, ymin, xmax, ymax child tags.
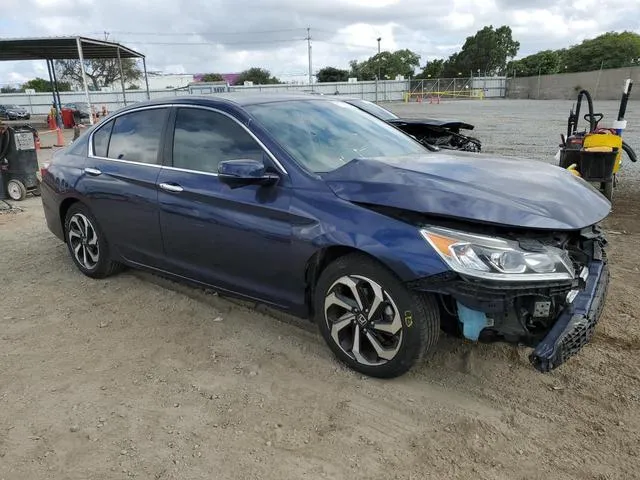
<box><xmin>324</xmin><ymin>275</ymin><xmax>403</xmax><ymax>366</ymax></box>
<box><xmin>315</xmin><ymin>253</ymin><xmax>440</xmax><ymax>378</ymax></box>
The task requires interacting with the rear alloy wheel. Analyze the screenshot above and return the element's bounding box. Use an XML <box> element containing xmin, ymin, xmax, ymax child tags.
<box><xmin>64</xmin><ymin>203</ymin><xmax>122</xmax><ymax>279</ymax></box>
<box><xmin>7</xmin><ymin>180</ymin><xmax>27</xmax><ymax>201</ymax></box>
<box><xmin>315</xmin><ymin>253</ymin><xmax>440</xmax><ymax>378</ymax></box>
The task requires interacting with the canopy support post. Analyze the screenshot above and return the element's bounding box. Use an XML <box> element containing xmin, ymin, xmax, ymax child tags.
<box><xmin>117</xmin><ymin>47</ymin><xmax>127</xmax><ymax>107</ymax></box>
<box><xmin>143</xmin><ymin>57</ymin><xmax>150</xmax><ymax>100</ymax></box>
<box><xmin>50</xmin><ymin>59</ymin><xmax>63</xmax><ymax>126</ymax></box>
<box><xmin>76</xmin><ymin>36</ymin><xmax>94</xmax><ymax>126</ymax></box>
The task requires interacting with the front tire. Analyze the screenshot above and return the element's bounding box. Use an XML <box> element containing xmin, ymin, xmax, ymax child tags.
<box><xmin>314</xmin><ymin>253</ymin><xmax>440</xmax><ymax>378</ymax></box>
<box><xmin>64</xmin><ymin>203</ymin><xmax>122</xmax><ymax>279</ymax></box>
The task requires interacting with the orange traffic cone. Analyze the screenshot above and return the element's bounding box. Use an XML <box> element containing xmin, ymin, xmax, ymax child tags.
<box><xmin>55</xmin><ymin>127</ymin><xmax>65</xmax><ymax>147</ymax></box>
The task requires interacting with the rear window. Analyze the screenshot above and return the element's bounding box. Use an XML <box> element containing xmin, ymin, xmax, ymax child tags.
<box><xmin>92</xmin><ymin>120</ymin><xmax>113</xmax><ymax>157</ymax></box>
<box><xmin>106</xmin><ymin>108</ymin><xmax>168</xmax><ymax>164</ymax></box>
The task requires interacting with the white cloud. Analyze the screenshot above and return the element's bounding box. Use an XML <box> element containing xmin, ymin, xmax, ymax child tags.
<box><xmin>0</xmin><ymin>0</ymin><xmax>638</xmax><ymax>87</ymax></box>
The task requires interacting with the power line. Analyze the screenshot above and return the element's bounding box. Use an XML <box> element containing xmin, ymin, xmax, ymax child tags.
<box><xmin>91</xmin><ymin>27</ymin><xmax>307</xmax><ymax>37</ymax></box>
<box><xmin>119</xmin><ymin>38</ymin><xmax>306</xmax><ymax>46</ymax></box>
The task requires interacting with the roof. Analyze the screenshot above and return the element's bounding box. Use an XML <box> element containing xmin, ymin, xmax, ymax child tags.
<box><xmin>115</xmin><ymin>93</ymin><xmax>332</xmax><ymax>111</ymax></box>
<box><xmin>0</xmin><ymin>36</ymin><xmax>145</xmax><ymax>62</ymax></box>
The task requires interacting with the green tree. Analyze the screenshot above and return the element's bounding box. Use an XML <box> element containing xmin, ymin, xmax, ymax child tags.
<box><xmin>507</xmin><ymin>50</ymin><xmax>562</xmax><ymax>76</ymax></box>
<box><xmin>0</xmin><ymin>86</ymin><xmax>20</xmax><ymax>93</ymax></box>
<box><xmin>22</xmin><ymin>77</ymin><xmax>71</xmax><ymax>92</ymax></box>
<box><xmin>201</xmin><ymin>73</ymin><xmax>224</xmax><ymax>82</ymax></box>
<box><xmin>349</xmin><ymin>48</ymin><xmax>421</xmax><ymax>80</ymax></box>
<box><xmin>560</xmin><ymin>31</ymin><xmax>640</xmax><ymax>72</ymax></box>
<box><xmin>55</xmin><ymin>58</ymin><xmax>142</xmax><ymax>91</ymax></box>
<box><xmin>444</xmin><ymin>25</ymin><xmax>520</xmax><ymax>76</ymax></box>
<box><xmin>417</xmin><ymin>59</ymin><xmax>445</xmax><ymax>78</ymax></box>
<box><xmin>234</xmin><ymin>67</ymin><xmax>280</xmax><ymax>85</ymax></box>
<box><xmin>316</xmin><ymin>66</ymin><xmax>350</xmax><ymax>82</ymax></box>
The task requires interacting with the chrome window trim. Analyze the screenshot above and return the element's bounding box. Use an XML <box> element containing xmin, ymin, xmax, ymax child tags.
<box><xmin>87</xmin><ymin>103</ymin><xmax>289</xmax><ymax>177</ymax></box>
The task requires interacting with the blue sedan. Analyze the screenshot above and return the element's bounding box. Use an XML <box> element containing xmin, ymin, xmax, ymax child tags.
<box><xmin>40</xmin><ymin>94</ymin><xmax>611</xmax><ymax>378</ymax></box>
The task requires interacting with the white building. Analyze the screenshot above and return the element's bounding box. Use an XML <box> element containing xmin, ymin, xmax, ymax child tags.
<box><xmin>145</xmin><ymin>73</ymin><xmax>194</xmax><ymax>90</ymax></box>
<box><xmin>100</xmin><ymin>73</ymin><xmax>194</xmax><ymax>91</ymax></box>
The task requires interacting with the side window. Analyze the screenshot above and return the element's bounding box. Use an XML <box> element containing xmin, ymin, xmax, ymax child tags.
<box><xmin>92</xmin><ymin>120</ymin><xmax>113</xmax><ymax>157</ymax></box>
<box><xmin>172</xmin><ymin>108</ymin><xmax>264</xmax><ymax>174</ymax></box>
<box><xmin>107</xmin><ymin>108</ymin><xmax>167</xmax><ymax>164</ymax></box>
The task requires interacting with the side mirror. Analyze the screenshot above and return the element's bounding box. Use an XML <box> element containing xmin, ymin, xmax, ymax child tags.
<box><xmin>218</xmin><ymin>159</ymin><xmax>279</xmax><ymax>188</ymax></box>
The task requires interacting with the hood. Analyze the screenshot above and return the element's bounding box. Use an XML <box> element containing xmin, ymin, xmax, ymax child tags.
<box><xmin>387</xmin><ymin>118</ymin><xmax>474</xmax><ymax>130</ymax></box>
<box><xmin>322</xmin><ymin>152</ymin><xmax>611</xmax><ymax>231</ymax></box>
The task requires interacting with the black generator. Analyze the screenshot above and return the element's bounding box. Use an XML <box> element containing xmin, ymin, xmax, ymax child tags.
<box><xmin>0</xmin><ymin>125</ymin><xmax>41</xmax><ymax>201</ymax></box>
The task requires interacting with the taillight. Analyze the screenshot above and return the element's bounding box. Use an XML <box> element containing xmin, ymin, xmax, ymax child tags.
<box><xmin>40</xmin><ymin>161</ymin><xmax>50</xmax><ymax>179</ymax></box>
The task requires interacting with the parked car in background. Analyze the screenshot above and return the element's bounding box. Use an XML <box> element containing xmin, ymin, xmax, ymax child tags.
<box><xmin>40</xmin><ymin>94</ymin><xmax>610</xmax><ymax>378</ymax></box>
<box><xmin>0</xmin><ymin>104</ymin><xmax>30</xmax><ymax>120</ymax></box>
<box><xmin>342</xmin><ymin>97</ymin><xmax>482</xmax><ymax>152</ymax></box>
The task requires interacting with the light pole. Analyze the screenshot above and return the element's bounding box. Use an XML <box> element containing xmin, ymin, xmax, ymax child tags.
<box><xmin>376</xmin><ymin>37</ymin><xmax>381</xmax><ymax>103</ymax></box>
<box><xmin>377</xmin><ymin>37</ymin><xmax>381</xmax><ymax>82</ymax></box>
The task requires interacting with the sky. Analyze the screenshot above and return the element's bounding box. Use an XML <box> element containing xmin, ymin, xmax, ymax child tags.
<box><xmin>1</xmin><ymin>0</ymin><xmax>639</xmax><ymax>87</ymax></box>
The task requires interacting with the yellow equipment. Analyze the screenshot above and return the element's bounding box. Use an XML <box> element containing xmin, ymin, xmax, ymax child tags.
<box><xmin>583</xmin><ymin>131</ymin><xmax>623</xmax><ymax>174</ymax></box>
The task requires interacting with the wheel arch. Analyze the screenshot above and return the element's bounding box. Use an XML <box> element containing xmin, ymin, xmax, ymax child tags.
<box><xmin>59</xmin><ymin>197</ymin><xmax>82</xmax><ymax>239</ymax></box>
<box><xmin>304</xmin><ymin>245</ymin><xmax>414</xmax><ymax>318</ymax></box>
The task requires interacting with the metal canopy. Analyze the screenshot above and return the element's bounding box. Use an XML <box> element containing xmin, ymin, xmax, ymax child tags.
<box><xmin>0</xmin><ymin>36</ymin><xmax>150</xmax><ymax>128</ymax></box>
<box><xmin>0</xmin><ymin>36</ymin><xmax>144</xmax><ymax>61</ymax></box>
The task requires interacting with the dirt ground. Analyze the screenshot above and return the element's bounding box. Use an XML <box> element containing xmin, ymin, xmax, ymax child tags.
<box><xmin>1</xmin><ymin>100</ymin><xmax>639</xmax><ymax>480</ymax></box>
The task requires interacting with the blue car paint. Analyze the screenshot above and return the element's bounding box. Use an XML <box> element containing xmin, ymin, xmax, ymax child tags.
<box><xmin>40</xmin><ymin>95</ymin><xmax>610</xmax><ymax>319</ymax></box>
<box><xmin>323</xmin><ymin>154</ymin><xmax>611</xmax><ymax>231</ymax></box>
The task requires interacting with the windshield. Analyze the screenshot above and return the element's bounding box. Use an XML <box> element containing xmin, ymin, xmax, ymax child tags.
<box><xmin>347</xmin><ymin>99</ymin><xmax>398</xmax><ymax>121</ymax></box>
<box><xmin>7</xmin><ymin>105</ymin><xmax>20</xmax><ymax>109</ymax></box>
<box><xmin>246</xmin><ymin>100</ymin><xmax>426</xmax><ymax>173</ymax></box>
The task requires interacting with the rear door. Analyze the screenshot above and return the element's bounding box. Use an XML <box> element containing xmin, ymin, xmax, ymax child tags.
<box><xmin>156</xmin><ymin>105</ymin><xmax>295</xmax><ymax>306</ymax></box>
<box><xmin>81</xmin><ymin>106</ymin><xmax>170</xmax><ymax>267</ymax></box>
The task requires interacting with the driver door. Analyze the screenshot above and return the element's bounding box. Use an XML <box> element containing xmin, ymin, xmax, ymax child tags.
<box><xmin>157</xmin><ymin>106</ymin><xmax>295</xmax><ymax>307</ymax></box>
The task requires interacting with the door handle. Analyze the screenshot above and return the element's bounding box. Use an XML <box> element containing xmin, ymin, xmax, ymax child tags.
<box><xmin>159</xmin><ymin>182</ymin><xmax>184</xmax><ymax>193</ymax></box>
<box><xmin>84</xmin><ymin>167</ymin><xmax>102</xmax><ymax>176</ymax></box>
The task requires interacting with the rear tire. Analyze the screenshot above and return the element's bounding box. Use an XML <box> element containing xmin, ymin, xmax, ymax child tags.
<box><xmin>314</xmin><ymin>253</ymin><xmax>440</xmax><ymax>378</ymax></box>
<box><xmin>64</xmin><ymin>203</ymin><xmax>123</xmax><ymax>279</ymax></box>
<box><xmin>601</xmin><ymin>181</ymin><xmax>613</xmax><ymax>201</ymax></box>
<box><xmin>7</xmin><ymin>180</ymin><xmax>27</xmax><ymax>201</ymax></box>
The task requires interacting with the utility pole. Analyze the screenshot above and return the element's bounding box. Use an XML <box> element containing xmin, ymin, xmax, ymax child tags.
<box><xmin>376</xmin><ymin>37</ymin><xmax>381</xmax><ymax>103</ymax></box>
<box><xmin>307</xmin><ymin>27</ymin><xmax>313</xmax><ymax>89</ymax></box>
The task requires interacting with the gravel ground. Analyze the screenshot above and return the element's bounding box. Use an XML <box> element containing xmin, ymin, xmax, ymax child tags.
<box><xmin>1</xmin><ymin>100</ymin><xmax>639</xmax><ymax>480</ymax></box>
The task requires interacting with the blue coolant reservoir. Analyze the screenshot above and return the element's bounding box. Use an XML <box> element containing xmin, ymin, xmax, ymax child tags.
<box><xmin>456</xmin><ymin>301</ymin><xmax>489</xmax><ymax>341</ymax></box>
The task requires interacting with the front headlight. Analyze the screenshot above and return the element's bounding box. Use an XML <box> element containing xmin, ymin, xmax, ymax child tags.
<box><xmin>420</xmin><ymin>226</ymin><xmax>575</xmax><ymax>282</ymax></box>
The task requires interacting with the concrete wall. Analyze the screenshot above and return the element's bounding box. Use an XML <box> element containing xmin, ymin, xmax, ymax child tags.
<box><xmin>507</xmin><ymin>66</ymin><xmax>640</xmax><ymax>100</ymax></box>
<box><xmin>0</xmin><ymin>80</ymin><xmax>409</xmax><ymax>115</ymax></box>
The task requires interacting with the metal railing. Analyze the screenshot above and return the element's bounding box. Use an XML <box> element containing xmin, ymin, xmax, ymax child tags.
<box><xmin>407</xmin><ymin>76</ymin><xmax>507</xmax><ymax>100</ymax></box>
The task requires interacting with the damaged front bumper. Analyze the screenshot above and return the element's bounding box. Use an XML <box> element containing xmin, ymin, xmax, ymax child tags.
<box><xmin>529</xmin><ymin>258</ymin><xmax>609</xmax><ymax>372</ymax></box>
<box><xmin>409</xmin><ymin>256</ymin><xmax>609</xmax><ymax>373</ymax></box>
